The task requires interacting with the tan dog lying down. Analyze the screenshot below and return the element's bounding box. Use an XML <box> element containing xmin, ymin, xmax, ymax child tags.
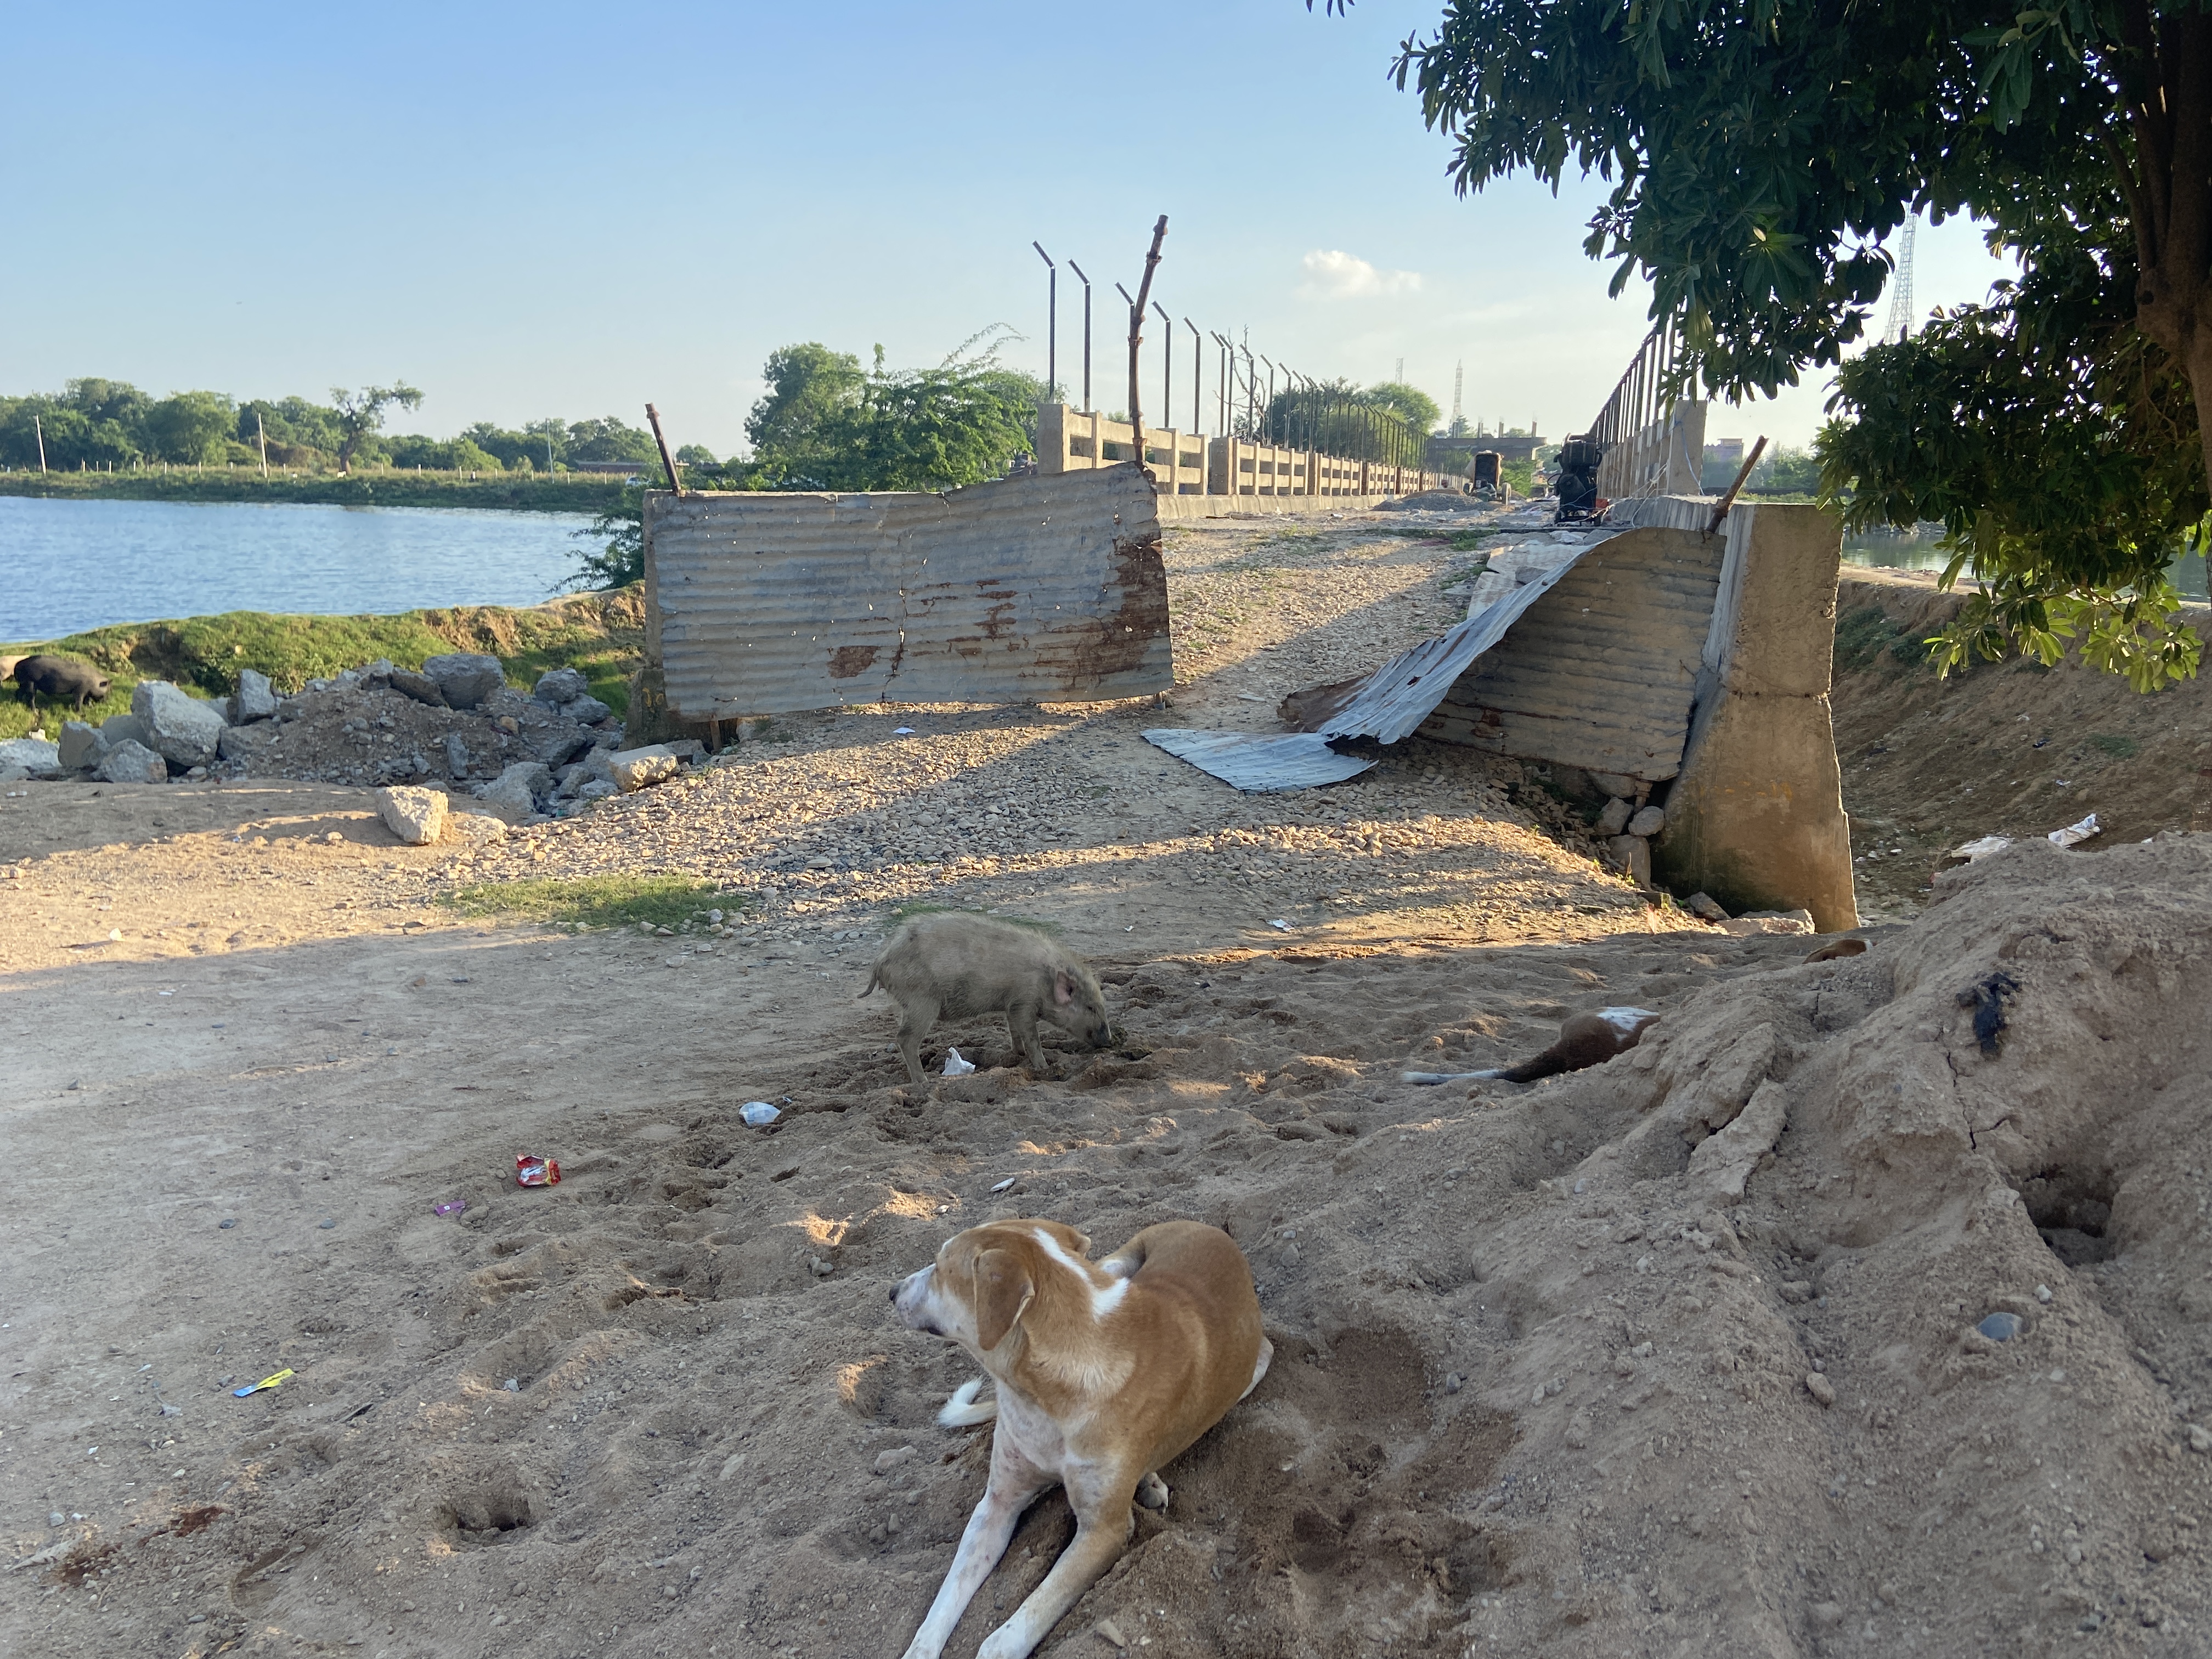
<box><xmin>890</xmin><ymin>1218</ymin><xmax>1271</xmax><ymax>1659</ymax></box>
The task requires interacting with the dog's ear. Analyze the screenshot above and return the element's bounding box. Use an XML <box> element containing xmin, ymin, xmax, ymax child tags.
<box><xmin>973</xmin><ymin>1247</ymin><xmax>1034</xmax><ymax>1352</ymax></box>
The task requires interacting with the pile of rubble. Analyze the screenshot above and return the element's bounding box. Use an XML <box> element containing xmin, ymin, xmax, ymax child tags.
<box><xmin>3</xmin><ymin>652</ymin><xmax>709</xmax><ymax>837</ymax></box>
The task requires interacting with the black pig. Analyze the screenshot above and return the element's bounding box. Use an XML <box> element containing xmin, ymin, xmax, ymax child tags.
<box><xmin>9</xmin><ymin>653</ymin><xmax>112</xmax><ymax>713</ymax></box>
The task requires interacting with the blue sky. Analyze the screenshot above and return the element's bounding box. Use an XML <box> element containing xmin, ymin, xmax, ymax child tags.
<box><xmin>4</xmin><ymin>1</ymin><xmax>2010</xmax><ymax>457</ymax></box>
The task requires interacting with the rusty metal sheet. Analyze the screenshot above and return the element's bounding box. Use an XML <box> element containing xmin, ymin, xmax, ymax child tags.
<box><xmin>1140</xmin><ymin>729</ymin><xmax>1377</xmax><ymax>793</ymax></box>
<box><xmin>644</xmin><ymin>467</ymin><xmax>1171</xmax><ymax>718</ymax></box>
<box><xmin>1414</xmin><ymin>524</ymin><xmax>1725</xmax><ymax>779</ymax></box>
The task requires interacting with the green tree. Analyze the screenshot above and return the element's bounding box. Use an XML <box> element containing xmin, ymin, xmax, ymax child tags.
<box><xmin>330</xmin><ymin>383</ymin><xmax>423</xmax><ymax>475</ymax></box>
<box><xmin>1332</xmin><ymin>0</ymin><xmax>2210</xmax><ymax>684</ymax></box>
<box><xmin>1366</xmin><ymin>380</ymin><xmax>1443</xmax><ymax>433</ymax></box>
<box><xmin>744</xmin><ymin>342</ymin><xmax>867</xmax><ymax>465</ymax></box>
<box><xmin>146</xmin><ymin>391</ymin><xmax>236</xmax><ymax>462</ymax></box>
<box><xmin>386</xmin><ymin>433</ymin><xmax>506</xmax><ymax>471</ymax></box>
<box><xmin>564</xmin><ymin>416</ymin><xmax>657</xmax><ymax>465</ymax></box>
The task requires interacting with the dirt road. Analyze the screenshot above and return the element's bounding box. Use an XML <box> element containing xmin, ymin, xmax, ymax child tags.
<box><xmin>6</xmin><ymin>510</ymin><xmax>2208</xmax><ymax>1659</ymax></box>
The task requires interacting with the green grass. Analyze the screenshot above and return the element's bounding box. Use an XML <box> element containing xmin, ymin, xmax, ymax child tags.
<box><xmin>3</xmin><ymin>589</ymin><xmax>644</xmax><ymax>744</ymax></box>
<box><xmin>2087</xmin><ymin>732</ymin><xmax>2141</xmax><ymax>759</ymax></box>
<box><xmin>437</xmin><ymin>876</ymin><xmax>749</xmax><ymax>930</ymax></box>
<box><xmin>1445</xmin><ymin>530</ymin><xmax>1490</xmax><ymax>552</ymax></box>
<box><xmin>0</xmin><ymin>469</ymin><xmax>626</xmax><ymax>514</ymax></box>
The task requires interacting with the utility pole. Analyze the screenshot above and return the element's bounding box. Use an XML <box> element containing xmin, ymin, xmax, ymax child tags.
<box><xmin>256</xmin><ymin>411</ymin><xmax>269</xmax><ymax>477</ymax></box>
<box><xmin>35</xmin><ymin>414</ymin><xmax>47</xmax><ymax>473</ymax></box>
<box><xmin>1065</xmin><ymin>260</ymin><xmax>1094</xmax><ymax>410</ymax></box>
<box><xmin>1032</xmin><ymin>242</ymin><xmax>1057</xmax><ymax>400</ymax></box>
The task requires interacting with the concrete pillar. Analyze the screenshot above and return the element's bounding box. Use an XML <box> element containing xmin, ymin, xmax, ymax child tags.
<box><xmin>1652</xmin><ymin>501</ymin><xmax>1858</xmax><ymax>931</ymax></box>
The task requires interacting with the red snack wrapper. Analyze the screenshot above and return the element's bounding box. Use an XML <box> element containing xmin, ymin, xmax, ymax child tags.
<box><xmin>516</xmin><ymin>1154</ymin><xmax>561</xmax><ymax>1187</ymax></box>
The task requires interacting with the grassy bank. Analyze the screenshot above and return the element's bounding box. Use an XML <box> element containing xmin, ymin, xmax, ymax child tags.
<box><xmin>0</xmin><ymin>469</ymin><xmax>629</xmax><ymax>514</ymax></box>
<box><xmin>2</xmin><ymin>588</ymin><xmax>646</xmax><ymax>742</ymax></box>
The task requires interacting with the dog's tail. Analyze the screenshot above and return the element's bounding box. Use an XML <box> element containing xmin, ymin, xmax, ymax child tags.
<box><xmin>936</xmin><ymin>1376</ymin><xmax>997</xmax><ymax>1428</ymax></box>
<box><xmin>855</xmin><ymin>965</ymin><xmax>881</xmax><ymax>1002</ymax></box>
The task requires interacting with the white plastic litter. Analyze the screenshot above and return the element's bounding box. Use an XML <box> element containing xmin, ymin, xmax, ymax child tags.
<box><xmin>2047</xmin><ymin>812</ymin><xmax>2101</xmax><ymax>848</ymax></box>
<box><xmin>893</xmin><ymin>727</ymin><xmax>916</xmax><ymax>735</ymax></box>
<box><xmin>990</xmin><ymin>1177</ymin><xmax>1016</xmax><ymax>1193</ymax></box>
<box><xmin>942</xmin><ymin>1048</ymin><xmax>977</xmax><ymax>1077</ymax></box>
<box><xmin>739</xmin><ymin>1101</ymin><xmax>781</xmax><ymax>1126</ymax></box>
<box><xmin>1946</xmin><ymin>834</ymin><xmax>2014</xmax><ymax>863</ymax></box>
<box><xmin>1267</xmin><ymin>918</ymin><xmax>1290</xmax><ymax>931</ymax></box>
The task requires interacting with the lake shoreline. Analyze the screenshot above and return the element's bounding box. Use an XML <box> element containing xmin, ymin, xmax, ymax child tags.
<box><xmin>0</xmin><ymin>470</ymin><xmax>626</xmax><ymax>514</ymax></box>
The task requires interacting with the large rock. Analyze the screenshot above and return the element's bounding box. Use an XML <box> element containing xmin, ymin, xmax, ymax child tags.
<box><xmin>443</xmin><ymin>810</ymin><xmax>507</xmax><ymax>844</ymax></box>
<box><xmin>93</xmin><ymin>738</ymin><xmax>167</xmax><ymax>783</ymax></box>
<box><xmin>535</xmin><ymin>727</ymin><xmax>593</xmax><ymax>768</ymax></box>
<box><xmin>377</xmin><ymin>785</ymin><xmax>448</xmax><ymax>846</ymax></box>
<box><xmin>472</xmin><ymin>761</ymin><xmax>551</xmax><ymax>823</ymax></box>
<box><xmin>562</xmin><ymin>694</ymin><xmax>613</xmax><ymax>726</ymax></box>
<box><xmin>232</xmin><ymin>668</ymin><xmax>278</xmax><ymax>723</ymax></box>
<box><xmin>0</xmin><ymin>736</ymin><xmax>61</xmax><ymax>778</ymax></box>
<box><xmin>131</xmin><ymin>680</ymin><xmax>227</xmax><ymax>769</ymax></box>
<box><xmin>389</xmin><ymin>668</ymin><xmax>447</xmax><ymax>708</ymax></box>
<box><xmin>1627</xmin><ymin>805</ymin><xmax>1667</xmax><ymax>838</ymax></box>
<box><xmin>101</xmin><ymin>712</ymin><xmax>150</xmax><ymax>748</ymax></box>
<box><xmin>420</xmin><ymin>653</ymin><xmax>506</xmax><ymax>711</ymax></box>
<box><xmin>533</xmin><ymin>667</ymin><xmax>590</xmax><ymax>706</ymax></box>
<box><xmin>58</xmin><ymin>721</ymin><xmax>108</xmax><ymax>772</ymax></box>
<box><xmin>607</xmin><ymin>744</ymin><xmax>679</xmax><ymax>793</ymax></box>
<box><xmin>1607</xmin><ymin>833</ymin><xmax>1652</xmax><ymax>886</ymax></box>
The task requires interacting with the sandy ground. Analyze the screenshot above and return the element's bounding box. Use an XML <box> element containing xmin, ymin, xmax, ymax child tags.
<box><xmin>5</xmin><ymin>512</ymin><xmax>2209</xmax><ymax>1659</ymax></box>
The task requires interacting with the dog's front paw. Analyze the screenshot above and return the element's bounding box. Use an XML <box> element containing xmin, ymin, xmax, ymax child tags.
<box><xmin>1135</xmin><ymin>1471</ymin><xmax>1169</xmax><ymax>1511</ymax></box>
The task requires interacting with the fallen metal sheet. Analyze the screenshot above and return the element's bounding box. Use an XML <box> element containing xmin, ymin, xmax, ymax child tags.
<box><xmin>644</xmin><ymin>467</ymin><xmax>1171</xmax><ymax>718</ymax></box>
<box><xmin>1144</xmin><ymin>514</ymin><xmax>1725</xmax><ymax>793</ymax></box>
<box><xmin>1144</xmin><ymin>538</ymin><xmax>1606</xmax><ymax>791</ymax></box>
<box><xmin>1139</xmin><ymin>728</ymin><xmax>1378</xmax><ymax>792</ymax></box>
<box><xmin>1414</xmin><ymin>522</ymin><xmax>1726</xmax><ymax>778</ymax></box>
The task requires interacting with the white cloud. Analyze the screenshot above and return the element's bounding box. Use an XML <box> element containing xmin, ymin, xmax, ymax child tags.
<box><xmin>1299</xmin><ymin>249</ymin><xmax>1421</xmax><ymax>300</ymax></box>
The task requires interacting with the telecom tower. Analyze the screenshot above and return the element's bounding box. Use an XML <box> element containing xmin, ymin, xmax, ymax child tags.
<box><xmin>1451</xmin><ymin>360</ymin><xmax>1464</xmax><ymax>435</ymax></box>
<box><xmin>1394</xmin><ymin>356</ymin><xmax>1404</xmax><ymax>382</ymax></box>
<box><xmin>1881</xmin><ymin>218</ymin><xmax>1918</xmax><ymax>344</ymax></box>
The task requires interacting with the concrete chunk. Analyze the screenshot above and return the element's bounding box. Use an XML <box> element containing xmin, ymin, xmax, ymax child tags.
<box><xmin>93</xmin><ymin>738</ymin><xmax>167</xmax><ymax>783</ymax></box>
<box><xmin>420</xmin><ymin>652</ymin><xmax>505</xmax><ymax>711</ymax></box>
<box><xmin>1627</xmin><ymin>805</ymin><xmax>1666</xmax><ymax>838</ymax></box>
<box><xmin>377</xmin><ymin>785</ymin><xmax>448</xmax><ymax>845</ymax></box>
<box><xmin>533</xmin><ymin>667</ymin><xmax>590</xmax><ymax>705</ymax></box>
<box><xmin>129</xmin><ymin>680</ymin><xmax>227</xmax><ymax>769</ymax></box>
<box><xmin>1596</xmin><ymin>797</ymin><xmax>1633</xmax><ymax>836</ymax></box>
<box><xmin>389</xmin><ymin>667</ymin><xmax>448</xmax><ymax>708</ymax></box>
<box><xmin>562</xmin><ymin>695</ymin><xmax>612</xmax><ymax>725</ymax></box>
<box><xmin>59</xmin><ymin>722</ymin><xmax>108</xmax><ymax>772</ymax></box>
<box><xmin>1607</xmin><ymin>833</ymin><xmax>1651</xmax><ymax>886</ymax></box>
<box><xmin>607</xmin><ymin>745</ymin><xmax>679</xmax><ymax>793</ymax></box>
<box><xmin>232</xmin><ymin>668</ymin><xmax>278</xmax><ymax>722</ymax></box>
<box><xmin>0</xmin><ymin>736</ymin><xmax>61</xmax><ymax>777</ymax></box>
<box><xmin>101</xmin><ymin>712</ymin><xmax>150</xmax><ymax>748</ymax></box>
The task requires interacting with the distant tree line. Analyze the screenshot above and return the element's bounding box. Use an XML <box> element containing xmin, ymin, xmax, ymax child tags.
<box><xmin>0</xmin><ymin>379</ymin><xmax>683</xmax><ymax>477</ymax></box>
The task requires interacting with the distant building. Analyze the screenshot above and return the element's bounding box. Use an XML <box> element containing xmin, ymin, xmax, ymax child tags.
<box><xmin>568</xmin><ymin>460</ymin><xmax>651</xmax><ymax>474</ymax></box>
<box><xmin>1703</xmin><ymin>438</ymin><xmax>1745</xmax><ymax>471</ymax></box>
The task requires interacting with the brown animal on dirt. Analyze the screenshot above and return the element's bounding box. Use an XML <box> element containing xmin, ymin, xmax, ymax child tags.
<box><xmin>10</xmin><ymin>653</ymin><xmax>111</xmax><ymax>713</ymax></box>
<box><xmin>858</xmin><ymin>912</ymin><xmax>1114</xmax><ymax>1086</ymax></box>
<box><xmin>890</xmin><ymin>1217</ymin><xmax>1269</xmax><ymax>1659</ymax></box>
<box><xmin>1402</xmin><ymin>1006</ymin><xmax>1660</xmax><ymax>1086</ymax></box>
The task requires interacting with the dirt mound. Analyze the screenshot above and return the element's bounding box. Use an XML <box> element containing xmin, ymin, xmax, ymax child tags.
<box><xmin>1831</xmin><ymin>570</ymin><xmax>2212</xmax><ymax>922</ymax></box>
<box><xmin>33</xmin><ymin>832</ymin><xmax>2200</xmax><ymax>1657</ymax></box>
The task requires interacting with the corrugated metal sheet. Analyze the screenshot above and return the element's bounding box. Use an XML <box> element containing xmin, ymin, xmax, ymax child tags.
<box><xmin>1140</xmin><ymin>729</ymin><xmax>1378</xmax><ymax>792</ymax></box>
<box><xmin>644</xmin><ymin>468</ymin><xmax>1172</xmax><ymax>718</ymax></box>
<box><xmin>1415</xmin><ymin>523</ymin><xmax>1724</xmax><ymax>780</ymax></box>
<box><xmin>1143</xmin><ymin>514</ymin><xmax>1725</xmax><ymax>793</ymax></box>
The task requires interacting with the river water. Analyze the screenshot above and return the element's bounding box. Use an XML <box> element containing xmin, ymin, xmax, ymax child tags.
<box><xmin>1</xmin><ymin>496</ymin><xmax>598</xmax><ymax>641</ymax></box>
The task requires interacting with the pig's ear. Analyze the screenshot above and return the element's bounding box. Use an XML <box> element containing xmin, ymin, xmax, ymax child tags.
<box><xmin>973</xmin><ymin>1248</ymin><xmax>1034</xmax><ymax>1352</ymax></box>
<box><xmin>1053</xmin><ymin>968</ymin><xmax>1075</xmax><ymax>1006</ymax></box>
